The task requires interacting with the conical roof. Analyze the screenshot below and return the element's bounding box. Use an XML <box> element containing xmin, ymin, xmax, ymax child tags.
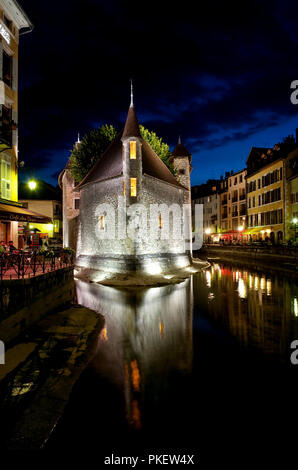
<box><xmin>122</xmin><ymin>105</ymin><xmax>141</xmax><ymax>139</ymax></box>
<box><xmin>172</xmin><ymin>137</ymin><xmax>192</xmax><ymax>158</ymax></box>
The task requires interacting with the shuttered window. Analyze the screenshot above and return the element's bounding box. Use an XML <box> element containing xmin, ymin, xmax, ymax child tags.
<box><xmin>1</xmin><ymin>159</ymin><xmax>11</xmax><ymax>199</ymax></box>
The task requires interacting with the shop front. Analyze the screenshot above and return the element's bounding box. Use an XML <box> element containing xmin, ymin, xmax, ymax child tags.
<box><xmin>0</xmin><ymin>201</ymin><xmax>51</xmax><ymax>248</ymax></box>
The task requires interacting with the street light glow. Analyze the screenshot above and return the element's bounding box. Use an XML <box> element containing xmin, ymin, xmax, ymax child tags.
<box><xmin>293</xmin><ymin>218</ymin><xmax>298</xmax><ymax>224</ymax></box>
<box><xmin>205</xmin><ymin>228</ymin><xmax>211</xmax><ymax>235</ymax></box>
<box><xmin>237</xmin><ymin>226</ymin><xmax>244</xmax><ymax>232</ymax></box>
<box><xmin>28</xmin><ymin>180</ymin><xmax>37</xmax><ymax>190</ymax></box>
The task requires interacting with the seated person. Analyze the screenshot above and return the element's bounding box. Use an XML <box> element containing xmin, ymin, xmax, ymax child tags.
<box><xmin>8</xmin><ymin>240</ymin><xmax>17</xmax><ymax>253</ymax></box>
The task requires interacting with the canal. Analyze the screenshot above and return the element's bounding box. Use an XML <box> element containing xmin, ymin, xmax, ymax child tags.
<box><xmin>47</xmin><ymin>261</ymin><xmax>298</xmax><ymax>465</ymax></box>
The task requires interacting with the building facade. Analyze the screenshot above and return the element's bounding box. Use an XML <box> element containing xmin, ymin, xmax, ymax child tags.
<box><xmin>285</xmin><ymin>148</ymin><xmax>298</xmax><ymax>242</ymax></box>
<box><xmin>0</xmin><ymin>0</ymin><xmax>32</xmax><ymax>245</ymax></box>
<box><xmin>58</xmin><ymin>137</ymin><xmax>80</xmax><ymax>249</ymax></box>
<box><xmin>192</xmin><ymin>181</ymin><xmax>220</xmax><ymax>242</ymax></box>
<box><xmin>19</xmin><ymin>180</ymin><xmax>62</xmax><ymax>239</ymax></box>
<box><xmin>246</xmin><ymin>147</ymin><xmax>288</xmax><ymax>243</ymax></box>
<box><xmin>74</xmin><ymin>97</ymin><xmax>192</xmax><ymax>274</ymax></box>
<box><xmin>219</xmin><ymin>169</ymin><xmax>247</xmax><ymax>242</ymax></box>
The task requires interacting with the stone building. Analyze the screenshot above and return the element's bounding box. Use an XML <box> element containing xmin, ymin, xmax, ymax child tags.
<box><xmin>58</xmin><ymin>136</ymin><xmax>80</xmax><ymax>249</ymax></box>
<box><xmin>74</xmin><ymin>96</ymin><xmax>192</xmax><ymax>274</ymax></box>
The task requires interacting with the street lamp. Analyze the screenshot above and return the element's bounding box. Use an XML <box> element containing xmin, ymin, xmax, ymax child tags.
<box><xmin>205</xmin><ymin>228</ymin><xmax>211</xmax><ymax>235</ymax></box>
<box><xmin>237</xmin><ymin>225</ymin><xmax>244</xmax><ymax>232</ymax></box>
<box><xmin>28</xmin><ymin>180</ymin><xmax>37</xmax><ymax>190</ymax></box>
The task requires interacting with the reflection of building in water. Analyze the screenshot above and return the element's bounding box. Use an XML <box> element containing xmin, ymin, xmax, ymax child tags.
<box><xmin>193</xmin><ymin>265</ymin><xmax>298</xmax><ymax>360</ymax></box>
<box><xmin>76</xmin><ymin>278</ymin><xmax>193</xmax><ymax>429</ymax></box>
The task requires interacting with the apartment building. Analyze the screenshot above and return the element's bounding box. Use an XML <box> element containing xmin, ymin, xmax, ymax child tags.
<box><xmin>0</xmin><ymin>1</ymin><xmax>41</xmax><ymax>246</ymax></box>
<box><xmin>285</xmin><ymin>148</ymin><xmax>298</xmax><ymax>242</ymax></box>
<box><xmin>245</xmin><ymin>145</ymin><xmax>295</xmax><ymax>243</ymax></box>
<box><xmin>219</xmin><ymin>169</ymin><xmax>247</xmax><ymax>242</ymax></box>
<box><xmin>192</xmin><ymin>180</ymin><xmax>220</xmax><ymax>242</ymax></box>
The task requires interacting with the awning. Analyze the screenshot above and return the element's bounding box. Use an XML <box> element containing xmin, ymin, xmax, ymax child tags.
<box><xmin>0</xmin><ymin>203</ymin><xmax>52</xmax><ymax>224</ymax></box>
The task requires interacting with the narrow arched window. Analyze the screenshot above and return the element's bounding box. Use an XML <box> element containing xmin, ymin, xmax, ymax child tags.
<box><xmin>130</xmin><ymin>141</ymin><xmax>136</xmax><ymax>159</ymax></box>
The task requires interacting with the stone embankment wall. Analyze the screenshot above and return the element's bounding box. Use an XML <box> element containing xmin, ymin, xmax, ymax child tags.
<box><xmin>197</xmin><ymin>245</ymin><xmax>297</xmax><ymax>270</ymax></box>
<box><xmin>0</xmin><ymin>267</ymin><xmax>74</xmax><ymax>343</ymax></box>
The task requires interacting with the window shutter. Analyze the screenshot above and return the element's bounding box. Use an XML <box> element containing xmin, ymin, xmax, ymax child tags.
<box><xmin>12</xmin><ymin>56</ymin><xmax>17</xmax><ymax>91</ymax></box>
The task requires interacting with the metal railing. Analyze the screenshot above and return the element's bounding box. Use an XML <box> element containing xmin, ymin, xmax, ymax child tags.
<box><xmin>0</xmin><ymin>250</ymin><xmax>74</xmax><ymax>280</ymax></box>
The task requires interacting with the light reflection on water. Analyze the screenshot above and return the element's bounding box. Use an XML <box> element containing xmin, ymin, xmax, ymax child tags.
<box><xmin>75</xmin><ymin>278</ymin><xmax>193</xmax><ymax>430</ymax></box>
<box><xmin>48</xmin><ymin>263</ymin><xmax>298</xmax><ymax>456</ymax></box>
<box><xmin>195</xmin><ymin>263</ymin><xmax>298</xmax><ymax>360</ymax></box>
<box><xmin>74</xmin><ymin>263</ymin><xmax>298</xmax><ymax>431</ymax></box>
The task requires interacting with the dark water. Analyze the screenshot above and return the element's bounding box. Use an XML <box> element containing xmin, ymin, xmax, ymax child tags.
<box><xmin>48</xmin><ymin>262</ymin><xmax>298</xmax><ymax>465</ymax></box>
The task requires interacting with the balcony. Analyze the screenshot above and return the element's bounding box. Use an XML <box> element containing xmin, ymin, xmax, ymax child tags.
<box><xmin>232</xmin><ymin>197</ymin><xmax>238</xmax><ymax>203</ymax></box>
<box><xmin>239</xmin><ymin>194</ymin><xmax>246</xmax><ymax>201</ymax></box>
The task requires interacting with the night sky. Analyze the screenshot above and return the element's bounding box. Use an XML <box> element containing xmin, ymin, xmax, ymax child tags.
<box><xmin>17</xmin><ymin>0</ymin><xmax>298</xmax><ymax>186</ymax></box>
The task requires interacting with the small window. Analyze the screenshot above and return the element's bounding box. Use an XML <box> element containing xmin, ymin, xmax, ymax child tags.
<box><xmin>3</xmin><ymin>15</ymin><xmax>12</xmax><ymax>31</ymax></box>
<box><xmin>3</xmin><ymin>51</ymin><xmax>12</xmax><ymax>87</ymax></box>
<box><xmin>159</xmin><ymin>213</ymin><xmax>162</xmax><ymax>229</ymax></box>
<box><xmin>74</xmin><ymin>199</ymin><xmax>80</xmax><ymax>209</ymax></box>
<box><xmin>99</xmin><ymin>215</ymin><xmax>105</xmax><ymax>230</ymax></box>
<box><xmin>179</xmin><ymin>169</ymin><xmax>185</xmax><ymax>175</ymax></box>
<box><xmin>130</xmin><ymin>178</ymin><xmax>137</xmax><ymax>197</ymax></box>
<box><xmin>130</xmin><ymin>141</ymin><xmax>136</xmax><ymax>159</ymax></box>
<box><xmin>234</xmin><ymin>177</ymin><xmax>237</xmax><ymax>185</ymax></box>
<box><xmin>123</xmin><ymin>179</ymin><xmax>126</xmax><ymax>196</ymax></box>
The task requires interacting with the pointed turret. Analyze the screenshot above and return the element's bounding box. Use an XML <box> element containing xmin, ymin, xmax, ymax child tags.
<box><xmin>171</xmin><ymin>136</ymin><xmax>192</xmax><ymax>202</ymax></box>
<box><xmin>122</xmin><ymin>80</ymin><xmax>141</xmax><ymax>139</ymax></box>
<box><xmin>172</xmin><ymin>136</ymin><xmax>192</xmax><ymax>162</ymax></box>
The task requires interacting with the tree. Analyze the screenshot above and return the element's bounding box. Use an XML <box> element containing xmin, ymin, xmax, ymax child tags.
<box><xmin>69</xmin><ymin>124</ymin><xmax>174</xmax><ymax>182</ymax></box>
<box><xmin>139</xmin><ymin>125</ymin><xmax>174</xmax><ymax>173</ymax></box>
<box><xmin>69</xmin><ymin>124</ymin><xmax>117</xmax><ymax>182</ymax></box>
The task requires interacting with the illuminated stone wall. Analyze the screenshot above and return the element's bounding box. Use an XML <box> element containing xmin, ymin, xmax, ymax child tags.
<box><xmin>76</xmin><ymin>173</ymin><xmax>190</xmax><ymax>272</ymax></box>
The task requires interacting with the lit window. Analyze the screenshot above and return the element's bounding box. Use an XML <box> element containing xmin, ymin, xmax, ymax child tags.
<box><xmin>130</xmin><ymin>178</ymin><xmax>137</xmax><ymax>197</ymax></box>
<box><xmin>123</xmin><ymin>179</ymin><xmax>126</xmax><ymax>196</ymax></box>
<box><xmin>99</xmin><ymin>215</ymin><xmax>105</xmax><ymax>230</ymax></box>
<box><xmin>130</xmin><ymin>141</ymin><xmax>136</xmax><ymax>159</ymax></box>
<box><xmin>159</xmin><ymin>213</ymin><xmax>162</xmax><ymax>229</ymax></box>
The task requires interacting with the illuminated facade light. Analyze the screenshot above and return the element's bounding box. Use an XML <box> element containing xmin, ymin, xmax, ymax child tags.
<box><xmin>205</xmin><ymin>228</ymin><xmax>211</xmax><ymax>235</ymax></box>
<box><xmin>237</xmin><ymin>225</ymin><xmax>244</xmax><ymax>232</ymax></box>
<box><xmin>130</xmin><ymin>178</ymin><xmax>137</xmax><ymax>197</ymax></box>
<box><xmin>130</xmin><ymin>141</ymin><xmax>136</xmax><ymax>159</ymax></box>
<box><xmin>293</xmin><ymin>218</ymin><xmax>298</xmax><ymax>224</ymax></box>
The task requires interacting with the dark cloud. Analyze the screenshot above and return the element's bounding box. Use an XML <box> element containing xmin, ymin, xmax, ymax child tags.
<box><xmin>17</xmin><ymin>0</ymin><xmax>298</xmax><ymax>184</ymax></box>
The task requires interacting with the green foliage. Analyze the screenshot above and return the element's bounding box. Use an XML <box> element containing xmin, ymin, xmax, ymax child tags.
<box><xmin>139</xmin><ymin>125</ymin><xmax>175</xmax><ymax>174</ymax></box>
<box><xmin>69</xmin><ymin>123</ymin><xmax>175</xmax><ymax>182</ymax></box>
<box><xmin>69</xmin><ymin>124</ymin><xmax>117</xmax><ymax>182</ymax></box>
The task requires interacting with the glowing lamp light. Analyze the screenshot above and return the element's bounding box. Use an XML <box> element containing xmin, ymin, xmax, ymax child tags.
<box><xmin>293</xmin><ymin>218</ymin><xmax>298</xmax><ymax>224</ymax></box>
<box><xmin>237</xmin><ymin>225</ymin><xmax>244</xmax><ymax>232</ymax></box>
<box><xmin>205</xmin><ymin>228</ymin><xmax>211</xmax><ymax>235</ymax></box>
<box><xmin>29</xmin><ymin>224</ymin><xmax>33</xmax><ymax>229</ymax></box>
<box><xmin>28</xmin><ymin>180</ymin><xmax>37</xmax><ymax>190</ymax></box>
